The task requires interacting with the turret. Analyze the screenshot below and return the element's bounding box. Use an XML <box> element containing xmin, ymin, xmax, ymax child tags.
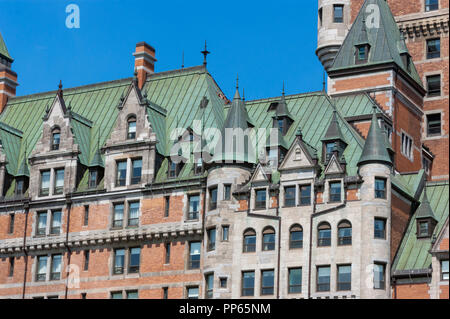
<box><xmin>0</xmin><ymin>31</ymin><xmax>18</xmax><ymax>113</ymax></box>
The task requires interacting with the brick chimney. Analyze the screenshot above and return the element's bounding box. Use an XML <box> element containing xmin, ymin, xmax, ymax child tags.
<box><xmin>133</xmin><ymin>42</ymin><xmax>156</xmax><ymax>89</ymax></box>
<box><xmin>0</xmin><ymin>32</ymin><xmax>18</xmax><ymax>113</ymax></box>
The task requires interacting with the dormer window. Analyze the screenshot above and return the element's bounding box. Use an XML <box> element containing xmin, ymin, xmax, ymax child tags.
<box><xmin>355</xmin><ymin>45</ymin><xmax>369</xmax><ymax>64</ymax></box>
<box><xmin>15</xmin><ymin>177</ymin><xmax>28</xmax><ymax>196</ymax></box>
<box><xmin>325</xmin><ymin>142</ymin><xmax>335</xmax><ymax>161</ymax></box>
<box><xmin>52</xmin><ymin>128</ymin><xmax>61</xmax><ymax>150</ymax></box>
<box><xmin>194</xmin><ymin>158</ymin><xmax>203</xmax><ymax>175</ymax></box>
<box><xmin>418</xmin><ymin>221</ymin><xmax>429</xmax><ymax>237</ymax></box>
<box><xmin>168</xmin><ymin>160</ymin><xmax>183</xmax><ymax>179</ymax></box>
<box><xmin>273</xmin><ymin>117</ymin><xmax>292</xmax><ymax>136</ymax></box>
<box><xmin>127</xmin><ymin>116</ymin><xmax>136</xmax><ymax>139</ymax></box>
<box><xmin>88</xmin><ymin>169</ymin><xmax>98</xmax><ymax>189</ymax></box>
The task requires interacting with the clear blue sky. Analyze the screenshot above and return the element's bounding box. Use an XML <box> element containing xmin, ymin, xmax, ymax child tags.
<box><xmin>0</xmin><ymin>0</ymin><xmax>324</xmax><ymax>100</ymax></box>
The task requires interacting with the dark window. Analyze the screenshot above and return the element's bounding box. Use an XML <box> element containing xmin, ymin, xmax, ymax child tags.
<box><xmin>50</xmin><ymin>254</ymin><xmax>62</xmax><ymax>281</ymax></box>
<box><xmin>207</xmin><ymin>228</ymin><xmax>216</xmax><ymax>251</ymax></box>
<box><xmin>15</xmin><ymin>178</ymin><xmax>26</xmax><ymax>196</ymax></box>
<box><xmin>194</xmin><ymin>158</ymin><xmax>203</xmax><ymax>175</ymax></box>
<box><xmin>427</xmin><ymin>113</ymin><xmax>442</xmax><ymax>136</ymax></box>
<box><xmin>318</xmin><ymin>222</ymin><xmax>331</xmax><ymax>247</ymax></box>
<box><xmin>164</xmin><ymin>196</ymin><xmax>170</xmax><ymax>217</ymax></box>
<box><xmin>262</xmin><ymin>228</ymin><xmax>276</xmax><ymax>251</ymax></box>
<box><xmin>243</xmin><ymin>229</ymin><xmax>256</xmax><ymax>253</ymax></box>
<box><xmin>131</xmin><ymin>158</ymin><xmax>142</xmax><ymax>184</ymax></box>
<box><xmin>128</xmin><ymin>202</ymin><xmax>140</xmax><ymax>227</ymax></box>
<box><xmin>337</xmin><ymin>265</ymin><xmax>352</xmax><ymax>291</ymax></box>
<box><xmin>289</xmin><ymin>225</ymin><xmax>303</xmax><ymax>249</ymax></box>
<box><xmin>338</xmin><ymin>221</ymin><xmax>352</xmax><ymax>246</ymax></box>
<box><xmin>188</xmin><ymin>194</ymin><xmax>200</xmax><ymax>220</ymax></box>
<box><xmin>83</xmin><ymin>206</ymin><xmax>89</xmax><ymax>226</ymax></box>
<box><xmin>88</xmin><ymin>169</ymin><xmax>98</xmax><ymax>189</ymax></box>
<box><xmin>8</xmin><ymin>214</ymin><xmax>14</xmax><ymax>234</ymax></box>
<box><xmin>165</xmin><ymin>243</ymin><xmax>171</xmax><ymax>264</ymax></box>
<box><xmin>278</xmin><ymin>118</ymin><xmax>285</xmax><ymax>135</ymax></box>
<box><xmin>425</xmin><ymin>0</ymin><xmax>439</xmax><ymax>11</ymax></box>
<box><xmin>126</xmin><ymin>290</ymin><xmax>138</xmax><ymax>299</ymax></box>
<box><xmin>329</xmin><ymin>181</ymin><xmax>341</xmax><ymax>202</ymax></box>
<box><xmin>205</xmin><ymin>273</ymin><xmax>214</xmax><ymax>299</ymax></box>
<box><xmin>261</xmin><ymin>270</ymin><xmax>274</xmax><ymax>295</ymax></box>
<box><xmin>83</xmin><ymin>250</ymin><xmax>89</xmax><ymax>271</ymax></box>
<box><xmin>187</xmin><ymin>287</ymin><xmax>199</xmax><ymax>299</ymax></box>
<box><xmin>81</xmin><ymin>293</ymin><xmax>87</xmax><ymax>299</ymax></box>
<box><xmin>113</xmin><ymin>203</ymin><xmax>124</xmax><ymax>228</ymax></box>
<box><xmin>318</xmin><ymin>8</ymin><xmax>323</xmax><ymax>27</ymax></box>
<box><xmin>54</xmin><ymin>169</ymin><xmax>64</xmax><ymax>195</ymax></box>
<box><xmin>288</xmin><ymin>268</ymin><xmax>302</xmax><ymax>294</ymax></box>
<box><xmin>113</xmin><ymin>249</ymin><xmax>125</xmax><ymax>274</ymax></box>
<box><xmin>50</xmin><ymin>211</ymin><xmax>62</xmax><ymax>235</ymax></box>
<box><xmin>116</xmin><ymin>161</ymin><xmax>127</xmax><ymax>186</ymax></box>
<box><xmin>36</xmin><ymin>256</ymin><xmax>47</xmax><ymax>281</ymax></box>
<box><xmin>40</xmin><ymin>170</ymin><xmax>51</xmax><ymax>196</ymax></box>
<box><xmin>427</xmin><ymin>75</ymin><xmax>441</xmax><ymax>97</ymax></box>
<box><xmin>284</xmin><ymin>186</ymin><xmax>296</xmax><ymax>207</ymax></box>
<box><xmin>8</xmin><ymin>257</ymin><xmax>14</xmax><ymax>277</ymax></box>
<box><xmin>162</xmin><ymin>287</ymin><xmax>168</xmax><ymax>299</ymax></box>
<box><xmin>220</xmin><ymin>277</ymin><xmax>228</xmax><ymax>288</ymax></box>
<box><xmin>52</xmin><ymin>128</ymin><xmax>60</xmax><ymax>150</ymax></box>
<box><xmin>374</xmin><ymin>218</ymin><xmax>386</xmax><ymax>239</ymax></box>
<box><xmin>375</xmin><ymin>178</ymin><xmax>387</xmax><ymax>199</ymax></box>
<box><xmin>209</xmin><ymin>187</ymin><xmax>218</xmax><ymax>210</ymax></box>
<box><xmin>188</xmin><ymin>242</ymin><xmax>201</xmax><ymax>269</ymax></box>
<box><xmin>129</xmin><ymin>248</ymin><xmax>140</xmax><ymax>273</ymax></box>
<box><xmin>317</xmin><ymin>266</ymin><xmax>331</xmax><ymax>292</ymax></box>
<box><xmin>356</xmin><ymin>45</ymin><xmax>368</xmax><ymax>62</ymax></box>
<box><xmin>222</xmin><ymin>225</ymin><xmax>229</xmax><ymax>241</ymax></box>
<box><xmin>224</xmin><ymin>184</ymin><xmax>232</xmax><ymax>200</ymax></box>
<box><xmin>325</xmin><ymin>142</ymin><xmax>335</xmax><ymax>161</ymax></box>
<box><xmin>111</xmin><ymin>292</ymin><xmax>123</xmax><ymax>299</ymax></box>
<box><xmin>37</xmin><ymin>212</ymin><xmax>47</xmax><ymax>236</ymax></box>
<box><xmin>127</xmin><ymin>117</ymin><xmax>136</xmax><ymax>139</ymax></box>
<box><xmin>333</xmin><ymin>4</ymin><xmax>344</xmax><ymax>23</ymax></box>
<box><xmin>168</xmin><ymin>160</ymin><xmax>177</xmax><ymax>178</ymax></box>
<box><xmin>255</xmin><ymin>189</ymin><xmax>266</xmax><ymax>210</ymax></box>
<box><xmin>418</xmin><ymin>220</ymin><xmax>430</xmax><ymax>237</ymax></box>
<box><xmin>242</xmin><ymin>271</ymin><xmax>255</xmax><ymax>296</ymax></box>
<box><xmin>299</xmin><ymin>185</ymin><xmax>311</xmax><ymax>206</ymax></box>
<box><xmin>374</xmin><ymin>263</ymin><xmax>386</xmax><ymax>289</ymax></box>
<box><xmin>441</xmin><ymin>260</ymin><xmax>449</xmax><ymax>281</ymax></box>
<box><xmin>426</xmin><ymin>38</ymin><xmax>440</xmax><ymax>59</ymax></box>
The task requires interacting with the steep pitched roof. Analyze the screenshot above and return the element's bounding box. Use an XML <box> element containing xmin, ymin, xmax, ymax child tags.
<box><xmin>415</xmin><ymin>187</ymin><xmax>438</xmax><ymax>221</ymax></box>
<box><xmin>0</xmin><ymin>31</ymin><xmax>12</xmax><ymax>62</ymax></box>
<box><xmin>321</xmin><ymin>110</ymin><xmax>347</xmax><ymax>143</ymax></box>
<box><xmin>329</xmin><ymin>0</ymin><xmax>423</xmax><ymax>88</ymax></box>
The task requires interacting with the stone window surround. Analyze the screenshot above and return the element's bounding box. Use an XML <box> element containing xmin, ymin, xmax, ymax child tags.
<box><xmin>114</xmin><ymin>157</ymin><xmax>143</xmax><ymax>189</ymax></box>
<box><xmin>280</xmin><ymin>180</ymin><xmax>314</xmax><ymax>208</ymax></box>
<box><xmin>374</xmin><ymin>217</ymin><xmax>388</xmax><ymax>240</ymax></box>
<box><xmin>424</xmin><ymin>36</ymin><xmax>441</xmax><ymax>60</ymax></box>
<box><xmin>109</xmin><ymin>289</ymin><xmax>139</xmax><ymax>299</ymax></box>
<box><xmin>423</xmin><ymin>71</ymin><xmax>443</xmax><ymax>102</ymax></box>
<box><xmin>186</xmin><ymin>240</ymin><xmax>202</xmax><ymax>271</ymax></box>
<box><xmin>109</xmin><ymin>200</ymin><xmax>141</xmax><ymax>230</ymax></box>
<box><xmin>221</xmin><ymin>224</ymin><xmax>230</xmax><ymax>242</ymax></box>
<box><xmin>185</xmin><ymin>191</ymin><xmax>202</xmax><ymax>222</ymax></box>
<box><xmin>400</xmin><ymin>130</ymin><xmax>414</xmax><ymax>162</ymax></box>
<box><xmin>324</xmin><ymin>178</ymin><xmax>344</xmax><ymax>204</ymax></box>
<box><xmin>373</xmin><ymin>260</ymin><xmax>388</xmax><ymax>290</ymax></box>
<box><xmin>374</xmin><ymin>176</ymin><xmax>388</xmax><ymax>200</ymax></box>
<box><xmin>423</xmin><ymin>110</ymin><xmax>444</xmax><ymax>140</ymax></box>
<box><xmin>251</xmin><ymin>186</ymin><xmax>269</xmax><ymax>211</ymax></box>
<box><xmin>33</xmin><ymin>208</ymin><xmax>64</xmax><ymax>238</ymax></box>
<box><xmin>185</xmin><ymin>285</ymin><xmax>200</xmax><ymax>299</ymax></box>
<box><xmin>38</xmin><ymin>167</ymin><xmax>65</xmax><ymax>198</ymax></box>
<box><xmin>33</xmin><ymin>253</ymin><xmax>64</xmax><ymax>283</ymax></box>
<box><xmin>260</xmin><ymin>268</ymin><xmax>275</xmax><ymax>296</ymax></box>
<box><xmin>110</xmin><ymin>246</ymin><xmax>141</xmax><ymax>277</ymax></box>
<box><xmin>204</xmin><ymin>271</ymin><xmax>214</xmax><ymax>299</ymax></box>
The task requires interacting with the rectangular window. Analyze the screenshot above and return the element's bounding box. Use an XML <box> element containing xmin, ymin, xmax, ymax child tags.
<box><xmin>168</xmin><ymin>161</ymin><xmax>177</xmax><ymax>178</ymax></box>
<box><xmin>83</xmin><ymin>250</ymin><xmax>89</xmax><ymax>271</ymax></box>
<box><xmin>8</xmin><ymin>257</ymin><xmax>14</xmax><ymax>277</ymax></box>
<box><xmin>128</xmin><ymin>247</ymin><xmax>141</xmax><ymax>273</ymax></box>
<box><xmin>37</xmin><ymin>212</ymin><xmax>47</xmax><ymax>236</ymax></box>
<box><xmin>116</xmin><ymin>161</ymin><xmax>127</xmax><ymax>186</ymax></box>
<box><xmin>188</xmin><ymin>242</ymin><xmax>201</xmax><ymax>269</ymax></box>
<box><xmin>83</xmin><ymin>206</ymin><xmax>89</xmax><ymax>226</ymax></box>
<box><xmin>205</xmin><ymin>273</ymin><xmax>214</xmax><ymax>299</ymax></box>
<box><xmin>15</xmin><ymin>178</ymin><xmax>25</xmax><ymax>195</ymax></box>
<box><xmin>317</xmin><ymin>266</ymin><xmax>331</xmax><ymax>292</ymax></box>
<box><xmin>128</xmin><ymin>202</ymin><xmax>139</xmax><ymax>227</ymax></box>
<box><xmin>325</xmin><ymin>142</ymin><xmax>335</xmax><ymax>161</ymax></box>
<box><xmin>165</xmin><ymin>242</ymin><xmax>171</xmax><ymax>264</ymax></box>
<box><xmin>207</xmin><ymin>228</ymin><xmax>216</xmax><ymax>251</ymax></box>
<box><xmin>337</xmin><ymin>265</ymin><xmax>352</xmax><ymax>291</ymax></box>
<box><xmin>375</xmin><ymin>178</ymin><xmax>387</xmax><ymax>199</ymax></box>
<box><xmin>255</xmin><ymin>189</ymin><xmax>266</xmax><ymax>209</ymax></box>
<box><xmin>164</xmin><ymin>196</ymin><xmax>170</xmax><ymax>217</ymax></box>
<box><xmin>284</xmin><ymin>186</ymin><xmax>296</xmax><ymax>207</ymax></box>
<box><xmin>441</xmin><ymin>260</ymin><xmax>449</xmax><ymax>281</ymax></box>
<box><xmin>333</xmin><ymin>4</ymin><xmax>344</xmax><ymax>23</ymax></box>
<box><xmin>187</xmin><ymin>287</ymin><xmax>199</xmax><ymax>299</ymax></box>
<box><xmin>54</xmin><ymin>169</ymin><xmax>64</xmax><ymax>195</ymax></box>
<box><xmin>374</xmin><ymin>263</ymin><xmax>386</xmax><ymax>289</ymax></box>
<box><xmin>222</xmin><ymin>225</ymin><xmax>229</xmax><ymax>241</ymax></box>
<box><xmin>224</xmin><ymin>184</ymin><xmax>232</xmax><ymax>200</ymax></box>
<box><xmin>329</xmin><ymin>181</ymin><xmax>341</xmax><ymax>202</ymax></box>
<box><xmin>50</xmin><ymin>254</ymin><xmax>62</xmax><ymax>281</ymax></box>
<box><xmin>220</xmin><ymin>277</ymin><xmax>228</xmax><ymax>288</ymax></box>
<box><xmin>113</xmin><ymin>249</ymin><xmax>125</xmax><ymax>275</ymax></box>
<box><xmin>36</xmin><ymin>256</ymin><xmax>47</xmax><ymax>281</ymax></box>
<box><xmin>111</xmin><ymin>292</ymin><xmax>123</xmax><ymax>299</ymax></box>
<box><xmin>162</xmin><ymin>287</ymin><xmax>168</xmax><ymax>299</ymax></box>
<box><xmin>88</xmin><ymin>169</ymin><xmax>98</xmax><ymax>189</ymax></box>
<box><xmin>427</xmin><ymin>75</ymin><xmax>441</xmax><ymax>97</ymax></box>
<box><xmin>425</xmin><ymin>0</ymin><xmax>439</xmax><ymax>11</ymax></box>
<box><xmin>419</xmin><ymin>221</ymin><xmax>430</xmax><ymax>237</ymax></box>
<box><xmin>50</xmin><ymin>211</ymin><xmax>62</xmax><ymax>235</ymax></box>
<box><xmin>8</xmin><ymin>214</ymin><xmax>14</xmax><ymax>234</ymax></box>
<box><xmin>288</xmin><ymin>268</ymin><xmax>302</xmax><ymax>294</ymax></box>
<box><xmin>261</xmin><ymin>270</ymin><xmax>275</xmax><ymax>295</ymax></box>
<box><xmin>374</xmin><ymin>218</ymin><xmax>386</xmax><ymax>239</ymax></box>
<box><xmin>300</xmin><ymin>185</ymin><xmax>311</xmax><ymax>205</ymax></box>
<box><xmin>427</xmin><ymin>113</ymin><xmax>442</xmax><ymax>136</ymax></box>
<box><xmin>401</xmin><ymin>132</ymin><xmax>413</xmax><ymax>159</ymax></box>
<box><xmin>426</xmin><ymin>38</ymin><xmax>440</xmax><ymax>59</ymax></box>
<box><xmin>423</xmin><ymin>156</ymin><xmax>431</xmax><ymax>175</ymax></box>
<box><xmin>242</xmin><ymin>271</ymin><xmax>255</xmax><ymax>296</ymax></box>
<box><xmin>244</xmin><ymin>232</ymin><xmax>256</xmax><ymax>253</ymax></box>
<box><xmin>113</xmin><ymin>203</ymin><xmax>124</xmax><ymax>228</ymax></box>
<box><xmin>40</xmin><ymin>170</ymin><xmax>50</xmax><ymax>196</ymax></box>
<box><xmin>194</xmin><ymin>158</ymin><xmax>203</xmax><ymax>175</ymax></box>
<box><xmin>188</xmin><ymin>194</ymin><xmax>200</xmax><ymax>220</ymax></box>
<box><xmin>131</xmin><ymin>158</ymin><xmax>142</xmax><ymax>184</ymax></box>
<box><xmin>126</xmin><ymin>290</ymin><xmax>138</xmax><ymax>299</ymax></box>
<box><xmin>209</xmin><ymin>187</ymin><xmax>218</xmax><ymax>210</ymax></box>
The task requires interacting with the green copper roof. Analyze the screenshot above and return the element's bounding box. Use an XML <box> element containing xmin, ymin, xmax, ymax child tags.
<box><xmin>393</xmin><ymin>181</ymin><xmax>449</xmax><ymax>272</ymax></box>
<box><xmin>329</xmin><ymin>0</ymin><xmax>423</xmax><ymax>88</ymax></box>
<box><xmin>321</xmin><ymin>110</ymin><xmax>347</xmax><ymax>143</ymax></box>
<box><xmin>358</xmin><ymin>107</ymin><xmax>392</xmax><ymax>166</ymax></box>
<box><xmin>415</xmin><ymin>187</ymin><xmax>438</xmax><ymax>221</ymax></box>
<box><xmin>0</xmin><ymin>31</ymin><xmax>12</xmax><ymax>61</ymax></box>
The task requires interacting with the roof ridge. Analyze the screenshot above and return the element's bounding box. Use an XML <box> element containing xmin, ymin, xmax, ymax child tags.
<box><xmin>246</xmin><ymin>91</ymin><xmax>326</xmax><ymax>104</ymax></box>
<box><xmin>0</xmin><ymin>121</ymin><xmax>24</xmax><ymax>137</ymax></box>
<box><xmin>145</xmin><ymin>65</ymin><xmax>206</xmax><ymax>82</ymax></box>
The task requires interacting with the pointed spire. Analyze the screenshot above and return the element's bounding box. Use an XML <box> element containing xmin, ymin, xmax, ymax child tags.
<box><xmin>321</xmin><ymin>109</ymin><xmax>346</xmax><ymax>143</ymax></box>
<box><xmin>0</xmin><ymin>31</ymin><xmax>13</xmax><ymax>62</ymax></box>
<box><xmin>233</xmin><ymin>74</ymin><xmax>241</xmax><ymax>100</ymax></box>
<box><xmin>57</xmin><ymin>80</ymin><xmax>63</xmax><ymax>98</ymax></box>
<box><xmin>201</xmin><ymin>41</ymin><xmax>210</xmax><ymax>67</ymax></box>
<box><xmin>355</xmin><ymin>17</ymin><xmax>369</xmax><ymax>46</ymax></box>
<box><xmin>181</xmin><ymin>51</ymin><xmax>185</xmax><ymax>69</ymax></box>
<box><xmin>416</xmin><ymin>186</ymin><xmax>437</xmax><ymax>221</ymax></box>
<box><xmin>275</xmin><ymin>82</ymin><xmax>293</xmax><ymax>120</ymax></box>
<box><xmin>357</xmin><ymin>106</ymin><xmax>392</xmax><ymax>167</ymax></box>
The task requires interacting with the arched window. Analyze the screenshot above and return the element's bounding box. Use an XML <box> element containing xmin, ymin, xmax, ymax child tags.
<box><xmin>338</xmin><ymin>220</ymin><xmax>352</xmax><ymax>246</ymax></box>
<box><xmin>318</xmin><ymin>222</ymin><xmax>331</xmax><ymax>247</ymax></box>
<box><xmin>289</xmin><ymin>224</ymin><xmax>303</xmax><ymax>249</ymax></box>
<box><xmin>262</xmin><ymin>227</ymin><xmax>276</xmax><ymax>251</ymax></box>
<box><xmin>127</xmin><ymin>116</ymin><xmax>136</xmax><ymax>139</ymax></box>
<box><xmin>51</xmin><ymin>127</ymin><xmax>61</xmax><ymax>150</ymax></box>
<box><xmin>243</xmin><ymin>228</ymin><xmax>256</xmax><ymax>253</ymax></box>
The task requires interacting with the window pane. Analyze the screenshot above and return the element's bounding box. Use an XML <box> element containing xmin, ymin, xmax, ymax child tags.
<box><xmin>117</xmin><ymin>161</ymin><xmax>127</xmax><ymax>186</ymax></box>
<box><xmin>427</xmin><ymin>38</ymin><xmax>440</xmax><ymax>59</ymax></box>
<box><xmin>187</xmin><ymin>287</ymin><xmax>199</xmax><ymax>299</ymax></box>
<box><xmin>126</xmin><ymin>291</ymin><xmax>138</xmax><ymax>299</ymax></box>
<box><xmin>189</xmin><ymin>195</ymin><xmax>200</xmax><ymax>220</ymax></box>
<box><xmin>289</xmin><ymin>268</ymin><xmax>302</xmax><ymax>293</ymax></box>
<box><xmin>114</xmin><ymin>249</ymin><xmax>125</xmax><ymax>274</ymax></box>
<box><xmin>210</xmin><ymin>188</ymin><xmax>218</xmax><ymax>210</ymax></box>
<box><xmin>375</xmin><ymin>178</ymin><xmax>386</xmax><ymax>199</ymax></box>
<box><xmin>338</xmin><ymin>265</ymin><xmax>352</xmax><ymax>291</ymax></box>
<box><xmin>338</xmin><ymin>227</ymin><xmax>352</xmax><ymax>245</ymax></box>
<box><xmin>442</xmin><ymin>260</ymin><xmax>449</xmax><ymax>280</ymax></box>
<box><xmin>129</xmin><ymin>248</ymin><xmax>140</xmax><ymax>273</ymax></box>
<box><xmin>330</xmin><ymin>182</ymin><xmax>341</xmax><ymax>202</ymax></box>
<box><xmin>375</xmin><ymin>219</ymin><xmax>386</xmax><ymax>239</ymax></box>
<box><xmin>208</xmin><ymin>229</ymin><xmax>216</xmax><ymax>251</ymax></box>
<box><xmin>131</xmin><ymin>159</ymin><xmax>142</xmax><ymax>184</ymax></box>
<box><xmin>263</xmin><ymin>233</ymin><xmax>275</xmax><ymax>251</ymax></box>
<box><xmin>284</xmin><ymin>186</ymin><xmax>296</xmax><ymax>207</ymax></box>
<box><xmin>427</xmin><ymin>75</ymin><xmax>441</xmax><ymax>97</ymax></box>
<box><xmin>38</xmin><ymin>212</ymin><xmax>47</xmax><ymax>235</ymax></box>
<box><xmin>55</xmin><ymin>169</ymin><xmax>64</xmax><ymax>187</ymax></box>
<box><xmin>37</xmin><ymin>256</ymin><xmax>48</xmax><ymax>281</ymax></box>
<box><xmin>333</xmin><ymin>5</ymin><xmax>344</xmax><ymax>23</ymax></box>
<box><xmin>51</xmin><ymin>255</ymin><xmax>62</xmax><ymax>280</ymax></box>
<box><xmin>374</xmin><ymin>264</ymin><xmax>385</xmax><ymax>289</ymax></box>
<box><xmin>41</xmin><ymin>171</ymin><xmax>50</xmax><ymax>190</ymax></box>
<box><xmin>290</xmin><ymin>230</ymin><xmax>303</xmax><ymax>249</ymax></box>
<box><xmin>222</xmin><ymin>226</ymin><xmax>229</xmax><ymax>241</ymax></box>
<box><xmin>51</xmin><ymin>211</ymin><xmax>62</xmax><ymax>234</ymax></box>
<box><xmin>425</xmin><ymin>0</ymin><xmax>439</xmax><ymax>11</ymax></box>
<box><xmin>113</xmin><ymin>204</ymin><xmax>124</xmax><ymax>228</ymax></box>
<box><xmin>128</xmin><ymin>202</ymin><xmax>139</xmax><ymax>226</ymax></box>
<box><xmin>189</xmin><ymin>242</ymin><xmax>201</xmax><ymax>269</ymax></box>
<box><xmin>300</xmin><ymin>185</ymin><xmax>311</xmax><ymax>205</ymax></box>
<box><xmin>111</xmin><ymin>292</ymin><xmax>122</xmax><ymax>299</ymax></box>
<box><xmin>242</xmin><ymin>271</ymin><xmax>255</xmax><ymax>296</ymax></box>
<box><xmin>317</xmin><ymin>266</ymin><xmax>331</xmax><ymax>291</ymax></box>
<box><xmin>427</xmin><ymin>113</ymin><xmax>441</xmax><ymax>136</ymax></box>
<box><xmin>244</xmin><ymin>235</ymin><xmax>256</xmax><ymax>252</ymax></box>
<box><xmin>261</xmin><ymin>270</ymin><xmax>274</xmax><ymax>295</ymax></box>
<box><xmin>224</xmin><ymin>185</ymin><xmax>231</xmax><ymax>200</ymax></box>
<box><xmin>255</xmin><ymin>189</ymin><xmax>266</xmax><ymax>209</ymax></box>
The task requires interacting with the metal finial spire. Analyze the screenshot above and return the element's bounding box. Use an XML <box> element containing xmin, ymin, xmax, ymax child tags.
<box><xmin>58</xmin><ymin>80</ymin><xmax>63</xmax><ymax>90</ymax></box>
<box><xmin>322</xmin><ymin>72</ymin><xmax>326</xmax><ymax>92</ymax></box>
<box><xmin>282</xmin><ymin>81</ymin><xmax>285</xmax><ymax>96</ymax></box>
<box><xmin>182</xmin><ymin>51</ymin><xmax>185</xmax><ymax>69</ymax></box>
<box><xmin>242</xmin><ymin>88</ymin><xmax>245</xmax><ymax>101</ymax></box>
<box><xmin>201</xmin><ymin>41</ymin><xmax>210</xmax><ymax>67</ymax></box>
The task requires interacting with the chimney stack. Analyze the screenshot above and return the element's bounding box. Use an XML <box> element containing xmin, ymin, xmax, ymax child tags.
<box><xmin>133</xmin><ymin>42</ymin><xmax>156</xmax><ymax>89</ymax></box>
<box><xmin>0</xmin><ymin>32</ymin><xmax>18</xmax><ymax>113</ymax></box>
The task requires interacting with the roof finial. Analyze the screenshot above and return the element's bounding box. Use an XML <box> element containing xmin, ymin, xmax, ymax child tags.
<box><xmin>322</xmin><ymin>72</ymin><xmax>326</xmax><ymax>92</ymax></box>
<box><xmin>236</xmin><ymin>73</ymin><xmax>239</xmax><ymax>90</ymax></box>
<box><xmin>58</xmin><ymin>80</ymin><xmax>63</xmax><ymax>90</ymax></box>
<box><xmin>233</xmin><ymin>74</ymin><xmax>241</xmax><ymax>100</ymax></box>
<box><xmin>201</xmin><ymin>41</ymin><xmax>210</xmax><ymax>67</ymax></box>
<box><xmin>282</xmin><ymin>81</ymin><xmax>285</xmax><ymax>96</ymax></box>
<box><xmin>242</xmin><ymin>88</ymin><xmax>245</xmax><ymax>101</ymax></box>
<box><xmin>57</xmin><ymin>80</ymin><xmax>63</xmax><ymax>98</ymax></box>
<box><xmin>181</xmin><ymin>51</ymin><xmax>185</xmax><ymax>69</ymax></box>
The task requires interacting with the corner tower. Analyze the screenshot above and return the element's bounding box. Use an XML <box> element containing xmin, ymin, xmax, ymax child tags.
<box><xmin>0</xmin><ymin>31</ymin><xmax>18</xmax><ymax>113</ymax></box>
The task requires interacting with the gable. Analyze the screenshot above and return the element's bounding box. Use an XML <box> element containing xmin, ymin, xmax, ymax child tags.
<box><xmin>279</xmin><ymin>139</ymin><xmax>314</xmax><ymax>170</ymax></box>
<box><xmin>324</xmin><ymin>154</ymin><xmax>344</xmax><ymax>175</ymax></box>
